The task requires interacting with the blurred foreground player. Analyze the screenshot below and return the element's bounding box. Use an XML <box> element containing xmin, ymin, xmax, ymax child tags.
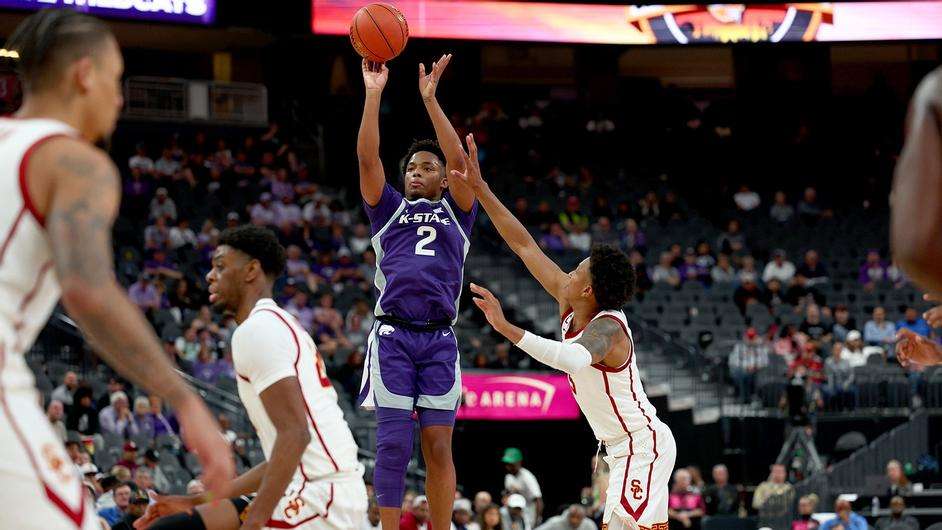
<box><xmin>356</xmin><ymin>55</ymin><xmax>476</xmax><ymax>530</ymax></box>
<box><xmin>0</xmin><ymin>10</ymin><xmax>232</xmax><ymax>530</ymax></box>
<box><xmin>137</xmin><ymin>226</ymin><xmax>367</xmax><ymax>530</ymax></box>
<box><xmin>452</xmin><ymin>135</ymin><xmax>676</xmax><ymax>530</ymax></box>
<box><xmin>892</xmin><ymin>67</ymin><xmax>942</xmax><ymax>366</ymax></box>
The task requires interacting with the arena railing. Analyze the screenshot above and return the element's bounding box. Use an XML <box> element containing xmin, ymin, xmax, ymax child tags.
<box><xmin>123</xmin><ymin>76</ymin><xmax>268</xmax><ymax>126</ymax></box>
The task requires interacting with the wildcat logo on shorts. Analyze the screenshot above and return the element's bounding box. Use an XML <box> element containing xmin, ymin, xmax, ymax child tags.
<box><xmin>630</xmin><ymin>479</ymin><xmax>644</xmax><ymax>500</ymax></box>
<box><xmin>379</xmin><ymin>324</ymin><xmax>395</xmax><ymax>336</ymax></box>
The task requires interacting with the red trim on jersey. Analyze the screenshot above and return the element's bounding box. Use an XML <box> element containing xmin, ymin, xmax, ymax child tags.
<box><xmin>236</xmin><ymin>372</ymin><xmax>251</xmax><ymax>383</ymax></box>
<box><xmin>591</xmin><ymin>314</ymin><xmax>633</xmax><ymax>373</ymax></box>
<box><xmin>619</xmin><ymin>346</ymin><xmax>658</xmax><ymax>521</ymax></box>
<box><xmin>19</xmin><ymin>133</ymin><xmax>70</xmax><ymax>227</ymax></box>
<box><xmin>560</xmin><ymin>308</ymin><xmax>573</xmax><ymax>323</ymax></box>
<box><xmin>266</xmin><ymin>483</ymin><xmax>334</xmax><ymax>528</ymax></box>
<box><xmin>0</xmin><ymin>207</ymin><xmax>26</xmax><ymax>265</ymax></box>
<box><xmin>564</xmin><ymin>310</ymin><xmax>600</xmax><ymax>340</ymax></box>
<box><xmin>18</xmin><ymin>260</ymin><xmax>53</xmax><ymax>311</ymax></box>
<box><xmin>257</xmin><ymin>308</ymin><xmax>341</xmax><ymax>473</ymax></box>
<box><xmin>0</xmin><ymin>342</ymin><xmax>87</xmax><ymax>528</ymax></box>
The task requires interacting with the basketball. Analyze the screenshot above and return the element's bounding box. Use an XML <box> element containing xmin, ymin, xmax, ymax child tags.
<box><xmin>350</xmin><ymin>3</ymin><xmax>409</xmax><ymax>63</ymax></box>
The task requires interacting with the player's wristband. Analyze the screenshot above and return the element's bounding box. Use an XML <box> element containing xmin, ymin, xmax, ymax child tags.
<box><xmin>515</xmin><ymin>331</ymin><xmax>593</xmax><ymax>374</ymax></box>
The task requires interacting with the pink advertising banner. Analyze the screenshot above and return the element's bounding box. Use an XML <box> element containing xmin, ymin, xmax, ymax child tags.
<box><xmin>457</xmin><ymin>372</ymin><xmax>581</xmax><ymax>421</ymax></box>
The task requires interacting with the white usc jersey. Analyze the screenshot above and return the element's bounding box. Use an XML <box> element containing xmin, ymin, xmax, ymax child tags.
<box><xmin>0</xmin><ymin>118</ymin><xmax>77</xmax><ymax>392</ymax></box>
<box><xmin>232</xmin><ymin>299</ymin><xmax>361</xmax><ymax>481</ymax></box>
<box><xmin>562</xmin><ymin>309</ymin><xmax>665</xmax><ymax>444</ymax></box>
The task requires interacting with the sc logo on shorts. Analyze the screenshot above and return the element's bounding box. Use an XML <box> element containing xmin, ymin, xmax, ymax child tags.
<box><xmin>630</xmin><ymin>479</ymin><xmax>644</xmax><ymax>500</ymax></box>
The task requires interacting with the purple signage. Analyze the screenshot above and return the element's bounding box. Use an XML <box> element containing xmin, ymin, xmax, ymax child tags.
<box><xmin>0</xmin><ymin>0</ymin><xmax>215</xmax><ymax>25</ymax></box>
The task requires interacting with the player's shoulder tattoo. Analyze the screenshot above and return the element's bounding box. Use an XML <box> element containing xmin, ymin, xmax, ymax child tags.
<box><xmin>575</xmin><ymin>317</ymin><xmax>624</xmax><ymax>364</ymax></box>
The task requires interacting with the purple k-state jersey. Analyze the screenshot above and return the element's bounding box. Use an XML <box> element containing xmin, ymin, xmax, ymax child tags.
<box><xmin>364</xmin><ymin>183</ymin><xmax>477</xmax><ymax>325</ymax></box>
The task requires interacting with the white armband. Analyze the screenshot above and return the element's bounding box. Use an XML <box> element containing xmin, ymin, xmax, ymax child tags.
<box><xmin>515</xmin><ymin>331</ymin><xmax>593</xmax><ymax>374</ymax></box>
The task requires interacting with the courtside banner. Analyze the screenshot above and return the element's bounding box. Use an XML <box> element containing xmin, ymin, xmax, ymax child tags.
<box><xmin>313</xmin><ymin>1</ymin><xmax>942</xmax><ymax>44</ymax></box>
<box><xmin>0</xmin><ymin>0</ymin><xmax>216</xmax><ymax>25</ymax></box>
<box><xmin>458</xmin><ymin>372</ymin><xmax>581</xmax><ymax>420</ymax></box>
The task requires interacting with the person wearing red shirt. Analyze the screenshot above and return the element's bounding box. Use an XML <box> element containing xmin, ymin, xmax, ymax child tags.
<box><xmin>402</xmin><ymin>495</ymin><xmax>433</xmax><ymax>530</ymax></box>
<box><xmin>789</xmin><ymin>343</ymin><xmax>825</xmax><ymax>385</ymax></box>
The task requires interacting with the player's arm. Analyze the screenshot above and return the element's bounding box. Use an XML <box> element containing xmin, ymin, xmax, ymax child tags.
<box><xmin>470</xmin><ymin>283</ymin><xmax>623</xmax><ymax>372</ymax></box>
<box><xmin>38</xmin><ymin>138</ymin><xmax>233</xmax><ymax>491</ymax></box>
<box><xmin>240</xmin><ymin>377</ymin><xmax>312</xmax><ymax>530</ymax></box>
<box><xmin>892</xmin><ymin>67</ymin><xmax>942</xmax><ymax>295</ymax></box>
<box><xmin>452</xmin><ymin>136</ymin><xmax>569</xmax><ymax>307</ymax></box>
<box><xmin>418</xmin><ymin>54</ymin><xmax>475</xmax><ymax>212</ymax></box>
<box><xmin>358</xmin><ymin>59</ymin><xmax>390</xmax><ymax>207</ymax></box>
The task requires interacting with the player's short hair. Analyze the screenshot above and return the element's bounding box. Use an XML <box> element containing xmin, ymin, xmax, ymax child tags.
<box><xmin>6</xmin><ymin>10</ymin><xmax>113</xmax><ymax>93</ymax></box>
<box><xmin>589</xmin><ymin>244</ymin><xmax>636</xmax><ymax>310</ymax></box>
<box><xmin>400</xmin><ymin>139</ymin><xmax>446</xmax><ymax>176</ymax></box>
<box><xmin>219</xmin><ymin>225</ymin><xmax>286</xmax><ymax>279</ymax></box>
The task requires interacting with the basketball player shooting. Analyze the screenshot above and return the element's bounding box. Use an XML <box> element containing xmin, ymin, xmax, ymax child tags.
<box><xmin>0</xmin><ymin>11</ymin><xmax>232</xmax><ymax>530</ymax></box>
<box><xmin>135</xmin><ymin>226</ymin><xmax>367</xmax><ymax>530</ymax></box>
<box><xmin>452</xmin><ymin>134</ymin><xmax>676</xmax><ymax>530</ymax></box>
<box><xmin>891</xmin><ymin>66</ymin><xmax>942</xmax><ymax>366</ymax></box>
<box><xmin>356</xmin><ymin>55</ymin><xmax>476</xmax><ymax>530</ymax></box>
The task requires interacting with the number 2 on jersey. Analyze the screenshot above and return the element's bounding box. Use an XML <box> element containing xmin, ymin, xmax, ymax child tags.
<box><xmin>414</xmin><ymin>226</ymin><xmax>437</xmax><ymax>256</ymax></box>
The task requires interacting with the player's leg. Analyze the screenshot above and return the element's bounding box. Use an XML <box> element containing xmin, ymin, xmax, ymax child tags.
<box><xmin>362</xmin><ymin>324</ymin><xmax>421</xmax><ymax>527</ymax></box>
<box><xmin>146</xmin><ymin>495</ymin><xmax>248</xmax><ymax>530</ymax></box>
<box><xmin>415</xmin><ymin>327</ymin><xmax>462</xmax><ymax>530</ymax></box>
<box><xmin>0</xmin><ymin>383</ymin><xmax>98</xmax><ymax>530</ymax></box>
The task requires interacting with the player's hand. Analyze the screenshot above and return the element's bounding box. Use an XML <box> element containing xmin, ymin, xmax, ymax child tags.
<box><xmin>362</xmin><ymin>59</ymin><xmax>389</xmax><ymax>92</ymax></box>
<box><xmin>470</xmin><ymin>283</ymin><xmax>508</xmax><ymax>333</ymax></box>
<box><xmin>240</xmin><ymin>499</ymin><xmax>266</xmax><ymax>530</ymax></box>
<box><xmin>419</xmin><ymin>53</ymin><xmax>451</xmax><ymax>101</ymax></box>
<box><xmin>133</xmin><ymin>492</ymin><xmax>198</xmax><ymax>529</ymax></box>
<box><xmin>922</xmin><ymin>294</ymin><xmax>942</xmax><ymax>328</ymax></box>
<box><xmin>174</xmin><ymin>393</ymin><xmax>235</xmax><ymax>496</ymax></box>
<box><xmin>896</xmin><ymin>328</ymin><xmax>942</xmax><ymax>367</ymax></box>
<box><xmin>450</xmin><ymin>133</ymin><xmax>485</xmax><ymax>191</ymax></box>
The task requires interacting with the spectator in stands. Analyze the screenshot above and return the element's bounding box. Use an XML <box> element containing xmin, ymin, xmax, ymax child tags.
<box><xmin>770</xmin><ymin>191</ymin><xmax>795</xmax><ymax>224</ymax></box>
<box><xmin>832</xmin><ymin>306</ymin><xmax>857</xmax><ymax>342</ymax></box>
<box><xmin>503</xmin><ymin>448</ymin><xmax>543</xmax><ymax>528</ymax></box>
<box><xmin>887</xmin><ymin>260</ymin><xmax>907</xmax><ymax>289</ymax></box>
<box><xmin>131</xmin><ymin>396</ymin><xmax>154</xmax><ymax>440</ymax></box>
<box><xmin>350</xmin><ymin>223</ymin><xmax>372</xmax><ymax>255</ymax></box>
<box><xmin>800</xmin><ymin>304</ymin><xmax>832</xmax><ymax>343</ymax></box>
<box><xmin>501</xmin><ymin>494</ymin><xmax>531</xmax><ymax>530</ymax></box>
<box><xmin>285</xmin><ymin>292</ymin><xmax>315</xmax><ymax>332</ymax></box>
<box><xmin>864</xmin><ymin>307</ymin><xmax>897</xmax><ymax>350</ymax></box>
<box><xmin>695</xmin><ymin>242</ymin><xmax>716</xmax><ymax>270</ymax></box>
<box><xmin>795</xmin><ymin>250</ymin><xmax>829</xmax><ymax>289</ymax></box>
<box><xmin>733</xmin><ymin>274</ymin><xmax>763</xmax><ymax>315</ymax></box>
<box><xmin>127</xmin><ymin>273</ymin><xmax>161</xmax><ymax>313</ymax></box>
<box><xmin>109</xmin><ymin>487</ymin><xmax>151</xmax><ymax>530</ymax></box>
<box><xmin>474</xmin><ymin>492</ymin><xmax>493</xmax><ymax>515</ymax></box>
<box><xmin>791</xmin><ymin>494</ymin><xmax>820</xmax><ymax>530</ymax></box>
<box><xmin>591</xmin><ymin>217</ymin><xmax>619</xmax><ymax>247</ymax></box>
<box><xmin>274</xmin><ymin>194</ymin><xmax>303</xmax><ymax>228</ymax></box>
<box><xmin>678</xmin><ymin>247</ymin><xmax>707</xmax><ymax>285</ymax></box>
<box><xmin>116</xmin><ymin>442</ymin><xmax>139</xmax><ymax>472</ymax></box>
<box><xmin>66</xmin><ymin>385</ymin><xmax>99</xmax><ymax>435</ymax></box>
<box><xmin>174</xmin><ymin>326</ymin><xmax>201</xmax><ymax>364</ymax></box>
<box><xmin>825</xmin><ymin>342</ymin><xmax>855</xmax><ymax>409</ymax></box>
<box><xmin>143</xmin><ymin>248</ymin><xmax>182</xmax><ymax>281</ymax></box>
<box><xmin>620</xmin><ymin>218</ymin><xmax>646</xmax><ymax>253</ymax></box>
<box><xmin>155</xmin><ymin>147</ymin><xmax>180</xmax><ymax>178</ymax></box>
<box><xmin>717</xmin><ymin>219</ymin><xmax>747</xmax><ymax>256</ymax></box>
<box><xmin>142</xmin><ymin>450</ymin><xmax>171</xmax><ymax>493</ymax></box>
<box><xmin>453</xmin><ymin>498</ymin><xmax>481</xmax><ymax>530</ymax></box>
<box><xmin>790</xmin><ymin>343</ymin><xmax>826</xmax><ymax>386</ymax></box>
<box><xmin>733</xmin><ymin>185</ymin><xmax>761</xmax><ymax>212</ymax></box>
<box><xmin>98</xmin><ymin>482</ymin><xmax>132</xmax><ymax>526</ymax></box>
<box><xmin>668</xmin><ymin>468</ymin><xmax>706</xmax><ymax>530</ymax></box>
<box><xmin>479</xmin><ymin>504</ymin><xmax>502</xmax><ymax>530</ymax></box>
<box><xmin>841</xmin><ymin>331</ymin><xmax>869</xmax><ymax>368</ymax></box>
<box><xmin>764</xmin><ymin>278</ymin><xmax>787</xmax><ymax>309</ymax></box>
<box><xmin>540</xmin><ymin>223</ymin><xmax>572</xmax><ymax>252</ymax></box>
<box><xmin>687</xmin><ymin>465</ymin><xmax>705</xmax><ymax>493</ymax></box>
<box><xmin>859</xmin><ymin>250</ymin><xmax>888</xmax><ymax>290</ymax></box>
<box><xmin>819</xmin><ymin>498</ymin><xmax>866</xmax><ymax>530</ymax></box>
<box><xmin>752</xmin><ymin>464</ymin><xmax>794</xmax><ymax>513</ymax></box>
<box><xmin>147</xmin><ymin>396</ymin><xmax>176</xmax><ymax>439</ymax></box>
<box><xmin>763</xmin><ymin>249</ymin><xmax>796</xmax><ymax>284</ymax></box>
<box><xmin>149</xmin><ymin>187</ymin><xmax>177</xmax><ymax>221</ymax></box>
<box><xmin>129</xmin><ymin>143</ymin><xmax>155</xmax><ymax>175</ymax></box>
<box><xmin>46</xmin><ymin>399</ymin><xmax>67</xmax><ymax>441</ymax></box>
<box><xmin>797</xmin><ymin>187</ymin><xmax>823</xmax><ymax>225</ymax></box>
<box><xmin>132</xmin><ymin>467</ymin><xmax>155</xmax><ymax>495</ymax></box>
<box><xmin>729</xmin><ymin>328</ymin><xmax>770</xmax><ymax>403</ymax></box>
<box><xmin>886</xmin><ymin>460</ymin><xmax>912</xmax><ymax>496</ymax></box>
<box><xmin>559</xmin><ymin>196</ymin><xmax>589</xmax><ymax>234</ymax></box>
<box><xmin>711</xmin><ymin>254</ymin><xmax>737</xmax><ymax>284</ymax></box>
<box><xmin>100</xmin><ymin>392</ymin><xmax>138</xmax><ymax>439</ymax></box>
<box><xmin>738</xmin><ymin>256</ymin><xmax>760</xmax><ymax>284</ymax></box>
<box><xmin>97</xmin><ymin>475</ymin><xmax>120</xmax><ymax>510</ymax></box>
<box><xmin>875</xmin><ymin>496</ymin><xmax>919</xmax><ymax>530</ymax></box>
<box><xmin>401</xmin><ymin>495</ymin><xmax>432</xmax><ymax>530</ymax></box>
<box><xmin>897</xmin><ymin>306</ymin><xmax>931</xmax><ymax>338</ymax></box>
<box><xmin>191</xmin><ymin>344</ymin><xmax>224</xmax><ymax>384</ymax></box>
<box><xmin>168</xmin><ymin>218</ymin><xmax>197</xmax><ymax>250</ymax></box>
<box><xmin>312</xmin><ymin>293</ymin><xmax>350</xmax><ymax>355</ymax></box>
<box><xmin>51</xmin><ymin>370</ymin><xmax>78</xmax><ymax>406</ymax></box>
<box><xmin>144</xmin><ymin>216</ymin><xmax>171</xmax><ymax>251</ymax></box>
<box><xmin>568</xmin><ymin>224</ymin><xmax>592</xmax><ymax>253</ymax></box>
<box><xmin>250</xmin><ymin>192</ymin><xmax>277</xmax><ymax>226</ymax></box>
<box><xmin>652</xmin><ymin>251</ymin><xmax>681</xmax><ymax>287</ymax></box>
<box><xmin>535</xmin><ymin>505</ymin><xmax>596</xmax><ymax>530</ymax></box>
<box><xmin>703</xmin><ymin>464</ymin><xmax>740</xmax><ymax>516</ymax></box>
<box><xmin>65</xmin><ymin>440</ymin><xmax>83</xmax><ymax>465</ymax></box>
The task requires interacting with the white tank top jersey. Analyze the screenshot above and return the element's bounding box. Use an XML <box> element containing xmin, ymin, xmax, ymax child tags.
<box><xmin>562</xmin><ymin>309</ymin><xmax>665</xmax><ymax>445</ymax></box>
<box><xmin>0</xmin><ymin>118</ymin><xmax>77</xmax><ymax>393</ymax></box>
<box><xmin>232</xmin><ymin>299</ymin><xmax>361</xmax><ymax>481</ymax></box>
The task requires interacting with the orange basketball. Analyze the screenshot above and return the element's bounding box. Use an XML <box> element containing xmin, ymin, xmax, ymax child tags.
<box><xmin>350</xmin><ymin>3</ymin><xmax>409</xmax><ymax>63</ymax></box>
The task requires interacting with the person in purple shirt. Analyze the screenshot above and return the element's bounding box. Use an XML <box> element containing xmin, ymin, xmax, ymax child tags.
<box><xmin>284</xmin><ymin>291</ymin><xmax>314</xmax><ymax>332</ymax></box>
<box><xmin>128</xmin><ymin>273</ymin><xmax>160</xmax><ymax>313</ymax></box>
<box><xmin>356</xmin><ymin>54</ymin><xmax>477</xmax><ymax>530</ymax></box>
<box><xmin>858</xmin><ymin>249</ymin><xmax>887</xmax><ymax>288</ymax></box>
<box><xmin>190</xmin><ymin>347</ymin><xmax>224</xmax><ymax>384</ymax></box>
<box><xmin>678</xmin><ymin>247</ymin><xmax>708</xmax><ymax>285</ymax></box>
<box><xmin>539</xmin><ymin>223</ymin><xmax>571</xmax><ymax>252</ymax></box>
